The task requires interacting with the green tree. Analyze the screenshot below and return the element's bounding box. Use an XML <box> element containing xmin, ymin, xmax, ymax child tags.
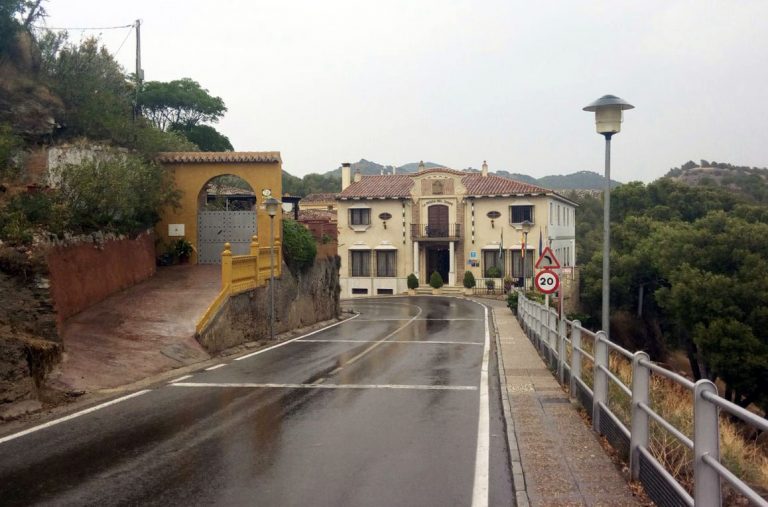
<box><xmin>170</xmin><ymin>123</ymin><xmax>233</xmax><ymax>151</ymax></box>
<box><xmin>139</xmin><ymin>78</ymin><xmax>226</xmax><ymax>131</ymax></box>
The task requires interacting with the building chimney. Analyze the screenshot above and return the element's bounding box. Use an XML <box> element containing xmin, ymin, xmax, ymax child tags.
<box><xmin>353</xmin><ymin>169</ymin><xmax>362</xmax><ymax>183</ymax></box>
<box><xmin>418</xmin><ymin>160</ymin><xmax>425</xmax><ymax>172</ymax></box>
<box><xmin>341</xmin><ymin>162</ymin><xmax>351</xmax><ymax>190</ymax></box>
<box><xmin>482</xmin><ymin>160</ymin><xmax>488</xmax><ymax>177</ymax></box>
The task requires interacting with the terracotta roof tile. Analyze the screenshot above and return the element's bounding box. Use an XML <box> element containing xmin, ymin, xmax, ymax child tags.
<box><xmin>301</xmin><ymin>192</ymin><xmax>338</xmax><ymax>203</ymax></box>
<box><xmin>157</xmin><ymin>151</ymin><xmax>281</xmax><ymax>164</ymax></box>
<box><xmin>338</xmin><ymin>175</ymin><xmax>413</xmax><ymax>198</ymax></box>
<box><xmin>461</xmin><ymin>173</ymin><xmax>549</xmax><ymax>195</ymax></box>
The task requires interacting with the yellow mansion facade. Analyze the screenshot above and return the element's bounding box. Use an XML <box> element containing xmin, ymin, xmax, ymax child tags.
<box><xmin>337</xmin><ymin>162</ymin><xmax>577</xmax><ymax>297</ymax></box>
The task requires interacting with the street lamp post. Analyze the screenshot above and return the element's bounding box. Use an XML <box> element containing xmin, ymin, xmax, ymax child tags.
<box><xmin>583</xmin><ymin>95</ymin><xmax>634</xmax><ymax>338</ymax></box>
<box><xmin>264</xmin><ymin>196</ymin><xmax>281</xmax><ymax>341</ymax></box>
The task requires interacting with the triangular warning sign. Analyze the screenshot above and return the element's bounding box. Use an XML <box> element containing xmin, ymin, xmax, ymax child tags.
<box><xmin>535</xmin><ymin>246</ymin><xmax>561</xmax><ymax>270</ymax></box>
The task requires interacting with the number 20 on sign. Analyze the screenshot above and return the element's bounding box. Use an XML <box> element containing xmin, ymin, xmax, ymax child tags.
<box><xmin>535</xmin><ymin>270</ymin><xmax>560</xmax><ymax>294</ymax></box>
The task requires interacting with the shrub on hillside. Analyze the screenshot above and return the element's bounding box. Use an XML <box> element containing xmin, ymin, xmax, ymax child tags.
<box><xmin>429</xmin><ymin>271</ymin><xmax>443</xmax><ymax>289</ymax></box>
<box><xmin>281</xmin><ymin>219</ymin><xmax>317</xmax><ymax>272</ymax></box>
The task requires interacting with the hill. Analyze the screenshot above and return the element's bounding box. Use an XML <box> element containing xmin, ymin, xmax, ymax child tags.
<box><xmin>664</xmin><ymin>160</ymin><xmax>768</xmax><ymax>203</ymax></box>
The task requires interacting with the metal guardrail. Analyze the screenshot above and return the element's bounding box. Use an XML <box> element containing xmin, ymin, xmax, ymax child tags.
<box><xmin>410</xmin><ymin>223</ymin><xmax>461</xmax><ymax>240</ymax></box>
<box><xmin>517</xmin><ymin>292</ymin><xmax>768</xmax><ymax>507</ymax></box>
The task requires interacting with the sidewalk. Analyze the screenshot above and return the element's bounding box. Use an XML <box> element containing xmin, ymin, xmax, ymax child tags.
<box><xmin>485</xmin><ymin>299</ymin><xmax>642</xmax><ymax>507</ymax></box>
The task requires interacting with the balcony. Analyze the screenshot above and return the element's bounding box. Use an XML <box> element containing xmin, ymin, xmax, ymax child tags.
<box><xmin>411</xmin><ymin>223</ymin><xmax>461</xmax><ymax>241</ymax></box>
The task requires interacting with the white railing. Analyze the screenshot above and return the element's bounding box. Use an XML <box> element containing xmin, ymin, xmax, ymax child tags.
<box><xmin>517</xmin><ymin>292</ymin><xmax>768</xmax><ymax>507</ymax></box>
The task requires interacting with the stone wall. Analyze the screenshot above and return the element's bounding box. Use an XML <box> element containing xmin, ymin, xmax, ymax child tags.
<box><xmin>198</xmin><ymin>256</ymin><xmax>341</xmax><ymax>353</ymax></box>
<box><xmin>46</xmin><ymin>231</ymin><xmax>156</xmax><ymax>328</ymax></box>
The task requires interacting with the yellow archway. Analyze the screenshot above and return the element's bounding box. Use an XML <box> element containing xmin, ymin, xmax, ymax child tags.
<box><xmin>156</xmin><ymin>152</ymin><xmax>283</xmax><ymax>264</ymax></box>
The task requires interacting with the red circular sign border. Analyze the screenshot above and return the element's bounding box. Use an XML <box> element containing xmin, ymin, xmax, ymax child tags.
<box><xmin>535</xmin><ymin>269</ymin><xmax>560</xmax><ymax>294</ymax></box>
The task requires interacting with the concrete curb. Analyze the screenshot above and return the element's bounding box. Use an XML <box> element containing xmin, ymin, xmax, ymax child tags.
<box><xmin>489</xmin><ymin>306</ymin><xmax>531</xmax><ymax>507</ymax></box>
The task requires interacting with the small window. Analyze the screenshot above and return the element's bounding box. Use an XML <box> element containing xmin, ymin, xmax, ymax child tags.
<box><xmin>352</xmin><ymin>288</ymin><xmax>369</xmax><ymax>295</ymax></box>
<box><xmin>350</xmin><ymin>208</ymin><xmax>371</xmax><ymax>225</ymax></box>
<box><xmin>377</xmin><ymin>288</ymin><xmax>394</xmax><ymax>295</ymax></box>
<box><xmin>376</xmin><ymin>250</ymin><xmax>396</xmax><ymax>277</ymax></box>
<box><xmin>350</xmin><ymin>250</ymin><xmax>371</xmax><ymax>276</ymax></box>
<box><xmin>509</xmin><ymin>205</ymin><xmax>534</xmax><ymax>224</ymax></box>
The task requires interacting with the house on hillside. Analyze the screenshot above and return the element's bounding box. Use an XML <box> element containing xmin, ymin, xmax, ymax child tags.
<box><xmin>336</xmin><ymin>161</ymin><xmax>577</xmax><ymax>297</ymax></box>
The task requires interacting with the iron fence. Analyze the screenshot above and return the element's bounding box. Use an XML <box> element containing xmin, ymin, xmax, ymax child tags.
<box><xmin>517</xmin><ymin>292</ymin><xmax>768</xmax><ymax>507</ymax></box>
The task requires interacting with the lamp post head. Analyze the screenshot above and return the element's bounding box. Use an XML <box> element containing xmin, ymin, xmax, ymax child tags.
<box><xmin>265</xmin><ymin>197</ymin><xmax>281</xmax><ymax>217</ymax></box>
<box><xmin>583</xmin><ymin>95</ymin><xmax>634</xmax><ymax>136</ymax></box>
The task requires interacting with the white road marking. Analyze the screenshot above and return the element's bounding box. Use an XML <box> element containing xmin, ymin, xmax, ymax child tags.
<box><xmin>170</xmin><ymin>382</ymin><xmax>477</xmax><ymax>391</ymax></box>
<box><xmin>326</xmin><ymin>303</ymin><xmax>423</xmax><ymax>375</ymax></box>
<box><xmin>354</xmin><ymin>318</ymin><xmax>483</xmax><ymax>321</ymax></box>
<box><xmin>204</xmin><ymin>364</ymin><xmax>226</xmax><ymax>371</ymax></box>
<box><xmin>299</xmin><ymin>339</ymin><xmax>482</xmax><ymax>346</ymax></box>
<box><xmin>0</xmin><ymin>390</ymin><xmax>151</xmax><ymax>446</ymax></box>
<box><xmin>168</xmin><ymin>374</ymin><xmax>193</xmax><ymax>383</ymax></box>
<box><xmin>235</xmin><ymin>313</ymin><xmax>360</xmax><ymax>361</ymax></box>
<box><xmin>471</xmin><ymin>303</ymin><xmax>491</xmax><ymax>507</ymax></box>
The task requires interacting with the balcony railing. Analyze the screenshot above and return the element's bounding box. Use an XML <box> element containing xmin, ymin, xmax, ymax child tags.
<box><xmin>411</xmin><ymin>223</ymin><xmax>461</xmax><ymax>240</ymax></box>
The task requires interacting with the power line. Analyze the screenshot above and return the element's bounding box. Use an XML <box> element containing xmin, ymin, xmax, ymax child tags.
<box><xmin>36</xmin><ymin>24</ymin><xmax>133</xmax><ymax>31</ymax></box>
<box><xmin>113</xmin><ymin>25</ymin><xmax>134</xmax><ymax>57</ymax></box>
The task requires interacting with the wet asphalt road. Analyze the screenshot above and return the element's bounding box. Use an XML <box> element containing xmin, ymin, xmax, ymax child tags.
<box><xmin>0</xmin><ymin>297</ymin><xmax>514</xmax><ymax>506</ymax></box>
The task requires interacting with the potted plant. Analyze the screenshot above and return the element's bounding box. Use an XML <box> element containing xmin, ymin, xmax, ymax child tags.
<box><xmin>463</xmin><ymin>270</ymin><xmax>476</xmax><ymax>296</ymax></box>
<box><xmin>486</xmin><ymin>266</ymin><xmax>501</xmax><ymax>292</ymax></box>
<box><xmin>407</xmin><ymin>273</ymin><xmax>419</xmax><ymax>295</ymax></box>
<box><xmin>429</xmin><ymin>271</ymin><xmax>444</xmax><ymax>295</ymax></box>
<box><xmin>485</xmin><ymin>278</ymin><xmax>495</xmax><ymax>291</ymax></box>
<box><xmin>503</xmin><ymin>275</ymin><xmax>514</xmax><ymax>294</ymax></box>
<box><xmin>173</xmin><ymin>238</ymin><xmax>194</xmax><ymax>264</ymax></box>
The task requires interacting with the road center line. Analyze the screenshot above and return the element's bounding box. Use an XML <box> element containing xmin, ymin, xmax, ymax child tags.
<box><xmin>204</xmin><ymin>364</ymin><xmax>226</xmax><ymax>371</ymax></box>
<box><xmin>168</xmin><ymin>374</ymin><xmax>193</xmax><ymax>383</ymax></box>
<box><xmin>326</xmin><ymin>303</ymin><xmax>424</xmax><ymax>376</ymax></box>
<box><xmin>170</xmin><ymin>382</ymin><xmax>477</xmax><ymax>391</ymax></box>
<box><xmin>235</xmin><ymin>313</ymin><xmax>360</xmax><ymax>361</ymax></box>
<box><xmin>0</xmin><ymin>390</ymin><xmax>151</xmax><ymax>446</ymax></box>
<box><xmin>471</xmin><ymin>303</ymin><xmax>491</xmax><ymax>507</ymax></box>
<box><xmin>299</xmin><ymin>339</ymin><xmax>482</xmax><ymax>346</ymax></box>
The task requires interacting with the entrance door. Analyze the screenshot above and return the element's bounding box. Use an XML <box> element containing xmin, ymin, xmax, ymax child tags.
<box><xmin>197</xmin><ymin>210</ymin><xmax>257</xmax><ymax>264</ymax></box>
<box><xmin>426</xmin><ymin>245</ymin><xmax>450</xmax><ymax>284</ymax></box>
<box><xmin>427</xmin><ymin>205</ymin><xmax>449</xmax><ymax>237</ymax></box>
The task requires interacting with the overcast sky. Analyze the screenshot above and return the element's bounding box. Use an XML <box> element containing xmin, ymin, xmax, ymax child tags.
<box><xmin>43</xmin><ymin>1</ymin><xmax>768</xmax><ymax>182</ymax></box>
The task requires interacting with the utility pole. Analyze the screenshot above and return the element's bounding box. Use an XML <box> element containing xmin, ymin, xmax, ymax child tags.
<box><xmin>133</xmin><ymin>19</ymin><xmax>143</xmax><ymax>120</ymax></box>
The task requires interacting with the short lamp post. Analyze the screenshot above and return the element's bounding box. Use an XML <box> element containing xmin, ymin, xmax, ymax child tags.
<box><xmin>583</xmin><ymin>95</ymin><xmax>634</xmax><ymax>338</ymax></box>
<box><xmin>265</xmin><ymin>197</ymin><xmax>281</xmax><ymax>341</ymax></box>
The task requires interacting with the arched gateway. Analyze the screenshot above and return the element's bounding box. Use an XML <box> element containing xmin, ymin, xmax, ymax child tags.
<box><xmin>155</xmin><ymin>152</ymin><xmax>282</xmax><ymax>265</ymax></box>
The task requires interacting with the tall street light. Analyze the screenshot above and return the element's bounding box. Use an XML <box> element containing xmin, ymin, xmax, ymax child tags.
<box><xmin>583</xmin><ymin>95</ymin><xmax>634</xmax><ymax>338</ymax></box>
<box><xmin>265</xmin><ymin>196</ymin><xmax>281</xmax><ymax>341</ymax></box>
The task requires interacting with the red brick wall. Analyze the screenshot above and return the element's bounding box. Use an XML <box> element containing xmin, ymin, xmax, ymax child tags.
<box><xmin>47</xmin><ymin>232</ymin><xmax>156</xmax><ymax>328</ymax></box>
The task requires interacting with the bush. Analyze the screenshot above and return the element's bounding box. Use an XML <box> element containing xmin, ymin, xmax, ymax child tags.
<box><xmin>486</xmin><ymin>266</ymin><xmax>501</xmax><ymax>278</ymax></box>
<box><xmin>172</xmin><ymin>238</ymin><xmax>193</xmax><ymax>260</ymax></box>
<box><xmin>503</xmin><ymin>275</ymin><xmax>514</xmax><ymax>292</ymax></box>
<box><xmin>485</xmin><ymin>278</ymin><xmax>495</xmax><ymax>290</ymax></box>
<box><xmin>281</xmin><ymin>219</ymin><xmax>317</xmax><ymax>272</ymax></box>
<box><xmin>429</xmin><ymin>271</ymin><xmax>443</xmax><ymax>289</ymax></box>
<box><xmin>463</xmin><ymin>270</ymin><xmax>476</xmax><ymax>288</ymax></box>
<box><xmin>407</xmin><ymin>273</ymin><xmax>419</xmax><ymax>290</ymax></box>
<box><xmin>57</xmin><ymin>155</ymin><xmax>179</xmax><ymax>235</ymax></box>
<box><xmin>507</xmin><ymin>291</ymin><xmax>519</xmax><ymax>312</ymax></box>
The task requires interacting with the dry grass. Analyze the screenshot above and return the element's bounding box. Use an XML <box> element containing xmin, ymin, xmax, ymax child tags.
<box><xmin>576</xmin><ymin>349</ymin><xmax>768</xmax><ymax>501</ymax></box>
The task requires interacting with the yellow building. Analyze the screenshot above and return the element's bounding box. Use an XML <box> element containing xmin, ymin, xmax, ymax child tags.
<box><xmin>337</xmin><ymin>161</ymin><xmax>577</xmax><ymax>297</ymax></box>
<box><xmin>156</xmin><ymin>152</ymin><xmax>282</xmax><ymax>264</ymax></box>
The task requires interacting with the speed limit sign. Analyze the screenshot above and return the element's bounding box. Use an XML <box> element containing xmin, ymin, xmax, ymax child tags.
<box><xmin>535</xmin><ymin>270</ymin><xmax>560</xmax><ymax>294</ymax></box>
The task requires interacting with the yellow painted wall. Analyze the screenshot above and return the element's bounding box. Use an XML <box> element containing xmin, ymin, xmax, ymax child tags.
<box><xmin>156</xmin><ymin>159</ymin><xmax>282</xmax><ymax>264</ymax></box>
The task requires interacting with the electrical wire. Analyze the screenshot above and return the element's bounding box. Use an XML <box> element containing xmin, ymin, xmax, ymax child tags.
<box><xmin>113</xmin><ymin>26</ymin><xmax>134</xmax><ymax>57</ymax></box>
<box><xmin>36</xmin><ymin>24</ymin><xmax>134</xmax><ymax>31</ymax></box>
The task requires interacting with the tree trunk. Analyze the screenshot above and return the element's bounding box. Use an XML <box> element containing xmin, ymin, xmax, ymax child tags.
<box><xmin>685</xmin><ymin>338</ymin><xmax>703</xmax><ymax>380</ymax></box>
<box><xmin>637</xmin><ymin>284</ymin><xmax>644</xmax><ymax>318</ymax></box>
